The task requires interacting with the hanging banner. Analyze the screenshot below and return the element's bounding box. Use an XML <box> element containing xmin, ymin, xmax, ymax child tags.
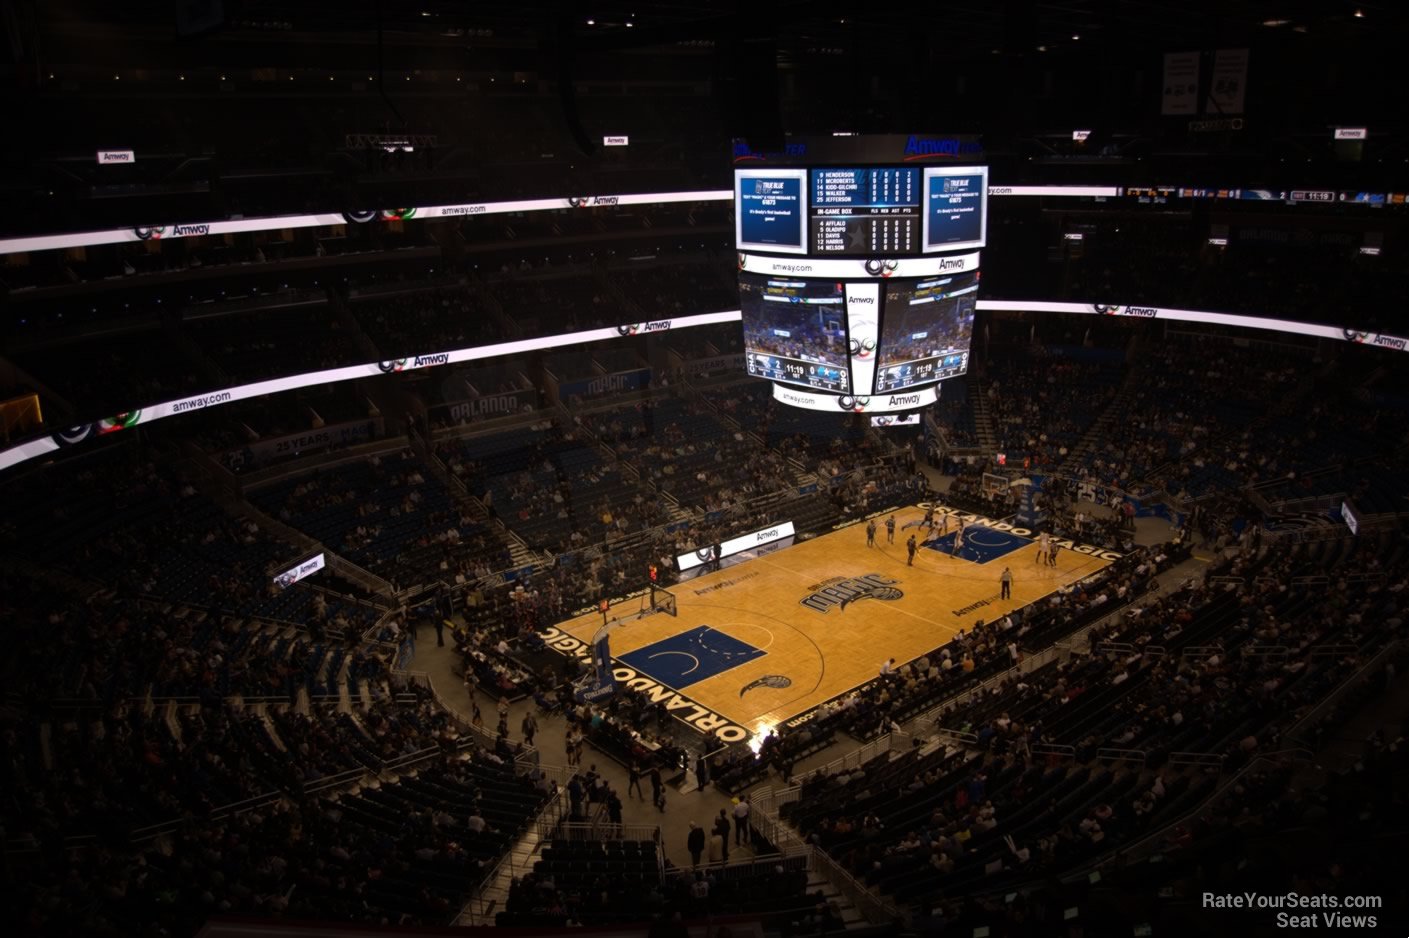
<box><xmin>1206</xmin><ymin>49</ymin><xmax>1249</xmax><ymax>114</ymax></box>
<box><xmin>1162</xmin><ymin>52</ymin><xmax>1200</xmax><ymax>115</ymax></box>
<box><xmin>558</xmin><ymin>368</ymin><xmax>652</xmax><ymax>402</ymax></box>
<box><xmin>686</xmin><ymin>353</ymin><xmax>747</xmax><ymax>376</ymax></box>
<box><xmin>439</xmin><ymin>389</ymin><xmax>538</xmax><ymax>423</ymax></box>
<box><xmin>220</xmin><ymin>418</ymin><xmax>380</xmax><ymax>471</ymax></box>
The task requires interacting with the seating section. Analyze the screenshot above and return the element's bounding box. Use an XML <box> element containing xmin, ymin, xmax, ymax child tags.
<box><xmin>786</xmin><ymin>534</ymin><xmax>1407</xmax><ymax>918</ymax></box>
<box><xmin>609</xmin><ymin>262</ymin><xmax>738</xmax><ymax>317</ymax></box>
<box><xmin>441</xmin><ymin>422</ymin><xmax>660</xmax><ymax>553</ymax></box>
<box><xmin>985</xmin><ymin>353</ymin><xmax>1125</xmax><ymax>469</ymax></box>
<box><xmin>500</xmin><ymin>839</ymin><xmax>662</xmax><ymax>927</ymax></box>
<box><xmin>9</xmin><ymin>742</ymin><xmax>545</xmax><ymax>934</ymax></box>
<box><xmin>932</xmin><ymin>374</ymin><xmax>979</xmax><ymax>448</ymax></box>
<box><xmin>588</xmin><ymin>396</ymin><xmax>793</xmax><ymax>510</ymax></box>
<box><xmin>491</xmin><ymin>273</ymin><xmax>610</xmax><ymax>335</ymax></box>
<box><xmin>352</xmin><ymin>283</ymin><xmax>505</xmax><ymax>359</ymax></box>
<box><xmin>500</xmin><ymin>844</ymin><xmax>817</xmax><ymax>928</ymax></box>
<box><xmin>186</xmin><ymin>302</ymin><xmax>356</xmax><ymax>384</ymax></box>
<box><xmin>251</xmin><ymin>448</ymin><xmax>506</xmax><ymax>583</ymax></box>
<box><xmin>17</xmin><ymin>328</ymin><xmax>204</xmax><ymax>414</ymax></box>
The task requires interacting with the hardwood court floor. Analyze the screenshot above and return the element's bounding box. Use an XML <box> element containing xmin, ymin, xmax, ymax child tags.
<box><xmin>557</xmin><ymin>505</ymin><xmax>1113</xmax><ymax>737</ymax></box>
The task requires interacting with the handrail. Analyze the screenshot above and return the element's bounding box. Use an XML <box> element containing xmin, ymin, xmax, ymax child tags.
<box><xmin>791</xmin><ymin>732</ymin><xmax>893</xmax><ymax>785</ymax></box>
<box><xmin>556</xmin><ymin>821</ymin><xmax>662</xmax><ymax>842</ymax></box>
<box><xmin>1285</xmin><ymin>639</ymin><xmax>1405</xmax><ymax>748</ymax></box>
<box><xmin>1167</xmin><ymin>751</ymin><xmax>1225</xmax><ymax>767</ymax></box>
<box><xmin>1094</xmin><ymin>747</ymin><xmax>1144</xmax><ymax>764</ymax></box>
<box><xmin>807</xmin><ymin>845</ymin><xmax>905</xmax><ymax>927</ymax></box>
<box><xmin>1089</xmin><ymin>747</ymin><xmax>1313</xmax><ymax>874</ymax></box>
<box><xmin>305</xmin><ymin>767</ymin><xmax>366</xmax><ymax>793</ymax></box>
<box><xmin>930</xmin><ymin>726</ymin><xmax>979</xmax><ymax>747</ymax></box>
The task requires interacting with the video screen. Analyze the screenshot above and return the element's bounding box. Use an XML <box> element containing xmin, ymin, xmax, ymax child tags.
<box><xmin>740</xmin><ymin>274</ymin><xmax>850</xmax><ymax>392</ymax></box>
<box><xmin>871</xmin><ymin>414</ymin><xmax>921</xmax><ymax>427</ymax></box>
<box><xmin>923</xmin><ymin>166</ymin><xmax>988</xmax><ymax>252</ymax></box>
<box><xmin>734</xmin><ymin>168</ymin><xmax>808</xmax><ymax>255</ymax></box>
<box><xmin>875</xmin><ymin>272</ymin><xmax>977</xmax><ymax>393</ymax></box>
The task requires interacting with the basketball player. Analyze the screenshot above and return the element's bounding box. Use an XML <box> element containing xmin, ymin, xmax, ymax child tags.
<box><xmin>923</xmin><ymin>504</ymin><xmax>936</xmax><ymax>529</ymax></box>
<box><xmin>952</xmin><ymin>526</ymin><xmax>965</xmax><ymax>557</ymax></box>
<box><xmin>885</xmin><ymin>515</ymin><xmax>896</xmax><ymax>544</ymax></box>
<box><xmin>906</xmin><ymin>534</ymin><xmax>918</xmax><ymax>566</ymax></box>
<box><xmin>1048</xmin><ymin>541</ymin><xmax>1061</xmax><ymax>567</ymax></box>
<box><xmin>939</xmin><ymin>512</ymin><xmax>950</xmax><ymax>537</ymax></box>
<box><xmin>866</xmin><ymin>518</ymin><xmax>878</xmax><ymax>548</ymax></box>
<box><xmin>1037</xmin><ymin>532</ymin><xmax>1050</xmax><ymax>566</ymax></box>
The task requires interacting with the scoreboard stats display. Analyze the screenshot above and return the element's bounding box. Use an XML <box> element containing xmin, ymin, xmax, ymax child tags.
<box><xmin>737</xmin><ymin>164</ymin><xmax>988</xmax><ymax>257</ymax></box>
<box><xmin>810</xmin><ymin>168</ymin><xmax>920</xmax><ymax>254</ymax></box>
<box><xmin>732</xmin><ymin>135</ymin><xmax>986</xmax><ymax>414</ymax></box>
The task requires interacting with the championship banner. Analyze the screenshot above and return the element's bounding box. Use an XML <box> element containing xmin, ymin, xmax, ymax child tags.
<box><xmin>438</xmin><ymin>389</ymin><xmax>537</xmax><ymax>423</ymax></box>
<box><xmin>1206</xmin><ymin>49</ymin><xmax>1249</xmax><ymax>114</ymax></box>
<box><xmin>686</xmin><ymin>353</ymin><xmax>747</xmax><ymax>376</ymax></box>
<box><xmin>221</xmin><ymin>418</ymin><xmax>379</xmax><ymax>471</ymax></box>
<box><xmin>558</xmin><ymin>368</ymin><xmax>652</xmax><ymax>402</ymax></box>
<box><xmin>1162</xmin><ymin>52</ymin><xmax>1200</xmax><ymax>116</ymax></box>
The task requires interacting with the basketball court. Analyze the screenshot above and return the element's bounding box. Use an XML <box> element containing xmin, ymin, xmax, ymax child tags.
<box><xmin>548</xmin><ymin>505</ymin><xmax>1118</xmax><ymax>742</ymax></box>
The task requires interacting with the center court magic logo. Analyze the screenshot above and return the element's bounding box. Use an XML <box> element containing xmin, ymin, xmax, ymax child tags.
<box><xmin>801</xmin><ymin>573</ymin><xmax>904</xmax><ymax>614</ymax></box>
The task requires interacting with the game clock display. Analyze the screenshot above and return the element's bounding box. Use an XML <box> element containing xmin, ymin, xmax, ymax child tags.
<box><xmin>875</xmin><ymin>273</ymin><xmax>978</xmax><ymax>392</ymax></box>
<box><xmin>739</xmin><ymin>275</ymin><xmax>851</xmax><ymax>392</ymax></box>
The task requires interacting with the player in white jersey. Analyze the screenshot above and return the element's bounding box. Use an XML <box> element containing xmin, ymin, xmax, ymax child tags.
<box><xmin>1038</xmin><ymin>532</ymin><xmax>1050</xmax><ymax>565</ymax></box>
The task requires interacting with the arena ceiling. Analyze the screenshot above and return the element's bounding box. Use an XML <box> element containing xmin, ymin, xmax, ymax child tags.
<box><xmin>21</xmin><ymin>0</ymin><xmax>1406</xmax><ymax>63</ymax></box>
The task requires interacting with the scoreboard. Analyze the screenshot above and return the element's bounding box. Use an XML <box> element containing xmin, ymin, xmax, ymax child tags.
<box><xmin>810</xmin><ymin>168</ymin><xmax>921</xmax><ymax>255</ymax></box>
<box><xmin>737</xmin><ymin>163</ymin><xmax>988</xmax><ymax>258</ymax></box>
<box><xmin>732</xmin><ymin>135</ymin><xmax>987</xmax><ymax>414</ymax></box>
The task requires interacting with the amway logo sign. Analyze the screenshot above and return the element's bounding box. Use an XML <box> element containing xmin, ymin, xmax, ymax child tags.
<box><xmin>937</xmin><ymin>257</ymin><xmax>969</xmax><ymax>271</ymax></box>
<box><xmin>887</xmin><ymin>394</ymin><xmax>921</xmax><ymax>407</ymax></box>
<box><xmin>903</xmin><ymin>136</ymin><xmax>980</xmax><ymax>157</ymax></box>
<box><xmin>1372</xmin><ymin>334</ymin><xmax>1408</xmax><ymax>351</ymax></box>
<box><xmin>850</xmin><ymin>296</ymin><xmax>876</xmax><ymax>304</ymax></box>
<box><xmin>413</xmin><ymin>354</ymin><xmax>450</xmax><ymax>367</ymax></box>
<box><xmin>1123</xmin><ymin>307</ymin><xmax>1158</xmax><ymax>317</ymax></box>
<box><xmin>756</xmin><ymin>529</ymin><xmax>779</xmax><ymax>542</ymax></box>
